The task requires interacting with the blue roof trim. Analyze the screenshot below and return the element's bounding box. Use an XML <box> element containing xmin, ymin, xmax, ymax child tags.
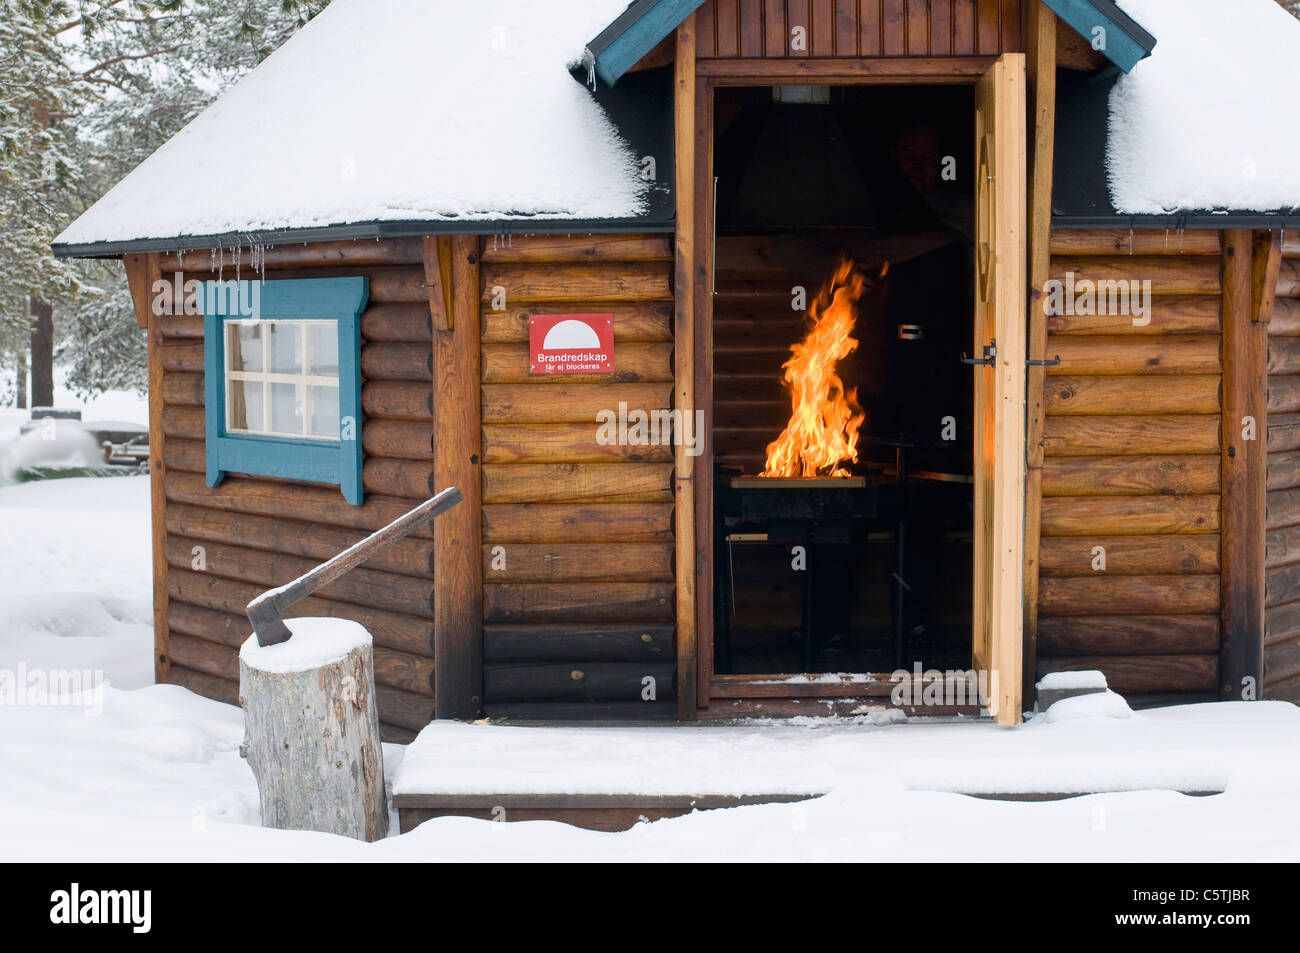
<box><xmin>586</xmin><ymin>0</ymin><xmax>707</xmax><ymax>87</ymax></box>
<box><xmin>1042</xmin><ymin>0</ymin><xmax>1156</xmax><ymax>73</ymax></box>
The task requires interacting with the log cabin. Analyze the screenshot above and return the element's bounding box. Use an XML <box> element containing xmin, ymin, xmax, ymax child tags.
<box><xmin>52</xmin><ymin>0</ymin><xmax>1300</xmax><ymax>742</ymax></box>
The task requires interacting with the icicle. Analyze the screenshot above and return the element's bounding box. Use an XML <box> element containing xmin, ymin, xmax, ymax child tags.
<box><xmin>209</xmin><ymin>246</ymin><xmax>217</xmax><ymax>274</ymax></box>
<box><xmin>1128</xmin><ymin>225</ymin><xmax>1134</xmax><ymax>255</ymax></box>
<box><xmin>1164</xmin><ymin>228</ymin><xmax>1170</xmax><ymax>252</ymax></box>
<box><xmin>236</xmin><ymin>236</ymin><xmax>241</xmax><ymax>285</ymax></box>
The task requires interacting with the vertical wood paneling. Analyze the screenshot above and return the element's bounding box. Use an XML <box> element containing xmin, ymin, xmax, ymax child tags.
<box><xmin>811</xmin><ymin>0</ymin><xmax>836</xmax><ymax>56</ymax></box>
<box><xmin>905</xmin><ymin>0</ymin><xmax>930</xmax><ymax>55</ymax></box>
<box><xmin>697</xmin><ymin>1</ymin><xmax>717</xmax><ymax>56</ymax></box>
<box><xmin>976</xmin><ymin>0</ymin><xmax>1001</xmax><ymax>54</ymax></box>
<box><xmin>1000</xmin><ymin>0</ymin><xmax>1021</xmax><ymax>52</ymax></box>
<box><xmin>953</xmin><ymin>0</ymin><xmax>977</xmax><ymax>54</ymax></box>
<box><xmin>930</xmin><ymin>0</ymin><xmax>953</xmax><ymax>56</ymax></box>
<box><xmin>834</xmin><ymin>0</ymin><xmax>859</xmax><ymax>55</ymax></box>
<box><xmin>765</xmin><ymin>0</ymin><xmax>788</xmax><ymax>56</ymax></box>
<box><xmin>859</xmin><ymin>0</ymin><xmax>882</xmax><ymax>55</ymax></box>
<box><xmin>740</xmin><ymin>0</ymin><xmax>765</xmax><ymax>55</ymax></box>
<box><xmin>882</xmin><ymin>0</ymin><xmax>907</xmax><ymax>55</ymax></box>
<box><xmin>716</xmin><ymin>0</ymin><xmax>740</xmax><ymax>57</ymax></box>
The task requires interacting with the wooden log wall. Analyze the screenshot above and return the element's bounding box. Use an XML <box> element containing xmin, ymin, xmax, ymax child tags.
<box><xmin>477</xmin><ymin>234</ymin><xmax>678</xmax><ymax>720</ymax></box>
<box><xmin>694</xmin><ymin>0</ymin><xmax>1023</xmax><ymax>59</ymax></box>
<box><xmin>1265</xmin><ymin>236</ymin><xmax>1300</xmax><ymax>702</ymax></box>
<box><xmin>1034</xmin><ymin>229</ymin><xmax>1226</xmax><ymax>701</ymax></box>
<box><xmin>153</xmin><ymin>237</ymin><xmax>436</xmax><ymax>740</ymax></box>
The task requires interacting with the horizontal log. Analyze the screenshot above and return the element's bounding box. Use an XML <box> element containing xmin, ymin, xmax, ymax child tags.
<box><xmin>165</xmin><ymin>503</ymin><xmax>434</xmax><ymax>577</ymax></box>
<box><xmin>167</xmin><ymin>567</ymin><xmax>434</xmax><ymax>656</ymax></box>
<box><xmin>165</xmin><ymin>471</ymin><xmax>435</xmax><ymax>540</ymax></box>
<box><xmin>482</xmin><ymin>462</ymin><xmax>673</xmax><ymax>504</ymax></box>
<box><xmin>1037</xmin><ymin>614</ymin><xmax>1220</xmax><ymax>656</ymax></box>
<box><xmin>168</xmin><ymin>600</ymin><xmax>254</xmax><ymax>648</ymax></box>
<box><xmin>1042</xmin><ymin>415</ymin><xmax>1220</xmax><ymax>456</ymax></box>
<box><xmin>159</xmin><ymin>237</ymin><xmax>423</xmax><ymax>271</ymax></box>
<box><xmin>1269</xmin><ymin>337</ymin><xmax>1300</xmax><ymax>375</ymax></box>
<box><xmin>480</xmin><ymin>341</ymin><xmax>673</xmax><ymax>384</ymax></box>
<box><xmin>1045</xmin><ymin>295</ymin><xmax>1220</xmax><ymax>335</ymax></box>
<box><xmin>162</xmin><ymin>438</ymin><xmax>205</xmax><ymax>473</ymax></box>
<box><xmin>482</xmin><ymin>503</ymin><xmax>674</xmax><ymax>543</ymax></box>
<box><xmin>482</xmin><ymin>382</ymin><xmax>673</xmax><ymax>424</ymax></box>
<box><xmin>362</xmin><ymin>459</ymin><xmax>435</xmax><ymax>499</ymax></box>
<box><xmin>1036</xmin><ymin>655</ymin><xmax>1218</xmax><ymax>694</ymax></box>
<box><xmin>482</xmin><ymin>623</ymin><xmax>675</xmax><ymax>663</ymax></box>
<box><xmin>1038</xmin><ymin>575</ymin><xmax>1219</xmax><ymax>615</ymax></box>
<box><xmin>1048</xmin><ymin>229</ymin><xmax>1222</xmax><ymax>256</ymax></box>
<box><xmin>481</xmin><ymin>542</ymin><xmax>673</xmax><ymax>583</ymax></box>
<box><xmin>162</xmin><ymin>372</ymin><xmax>204</xmax><ymax>407</ymax></box>
<box><xmin>1038</xmin><ymin>535</ymin><xmax>1219</xmax><ymax>576</ymax></box>
<box><xmin>362</xmin><ymin>419</ymin><xmax>434</xmax><ymax>459</ymax></box>
<box><xmin>480</xmin><ymin>262</ymin><xmax>672</xmax><ymax>303</ymax></box>
<box><xmin>481</xmin><ymin>701</ymin><xmax>677</xmax><ymax>722</ymax></box>
<box><xmin>477</xmin><ymin>234</ymin><xmax>672</xmax><ymax>263</ymax></box>
<box><xmin>1040</xmin><ymin>495</ymin><xmax>1219</xmax><ymax>535</ymax></box>
<box><xmin>1040</xmin><ymin>454</ymin><xmax>1220</xmax><ymax>496</ymax></box>
<box><xmin>1265</xmin><ymin>599</ymin><xmax>1300</xmax><ymax>645</ymax></box>
<box><xmin>166</xmin><ymin>535</ymin><xmax>435</xmax><ymax>618</ymax></box>
<box><xmin>374</xmin><ymin>683</ymin><xmax>436</xmax><ymax>732</ymax></box>
<box><xmin>480</xmin><ymin>303</ymin><xmax>672</xmax><ymax>344</ymax></box>
<box><xmin>1264</xmin><ymin>640</ymin><xmax>1300</xmax><ymax>689</ymax></box>
<box><xmin>1267</xmin><ymin>413</ymin><xmax>1300</xmax><ymax>453</ymax></box>
<box><xmin>160</xmin><ymin>314</ymin><xmax>203</xmax><ymax>339</ymax></box>
<box><xmin>361</xmin><ymin>303</ymin><xmax>432</xmax><ymax>342</ymax></box>
<box><xmin>1268</xmin><ymin>451</ymin><xmax>1300</xmax><ymax>491</ymax></box>
<box><xmin>161</xmin><ymin>404</ymin><xmax>205</xmax><ymax>441</ymax></box>
<box><xmin>361</xmin><ymin>381</ymin><xmax>433</xmax><ymax>420</ymax></box>
<box><xmin>166</xmin><ymin>664</ymin><xmax>239</xmax><ymax>705</ymax></box>
<box><xmin>483</xmin><ymin>582</ymin><xmax>674</xmax><ymax>624</ymax></box>
<box><xmin>1268</xmin><ymin>297</ymin><xmax>1300</xmax><ymax>335</ymax></box>
<box><xmin>361</xmin><ymin>342</ymin><xmax>432</xmax><ymax>381</ymax></box>
<box><xmin>1267</xmin><ymin>488</ymin><xmax>1300</xmax><ymax>530</ymax></box>
<box><xmin>484</xmin><ymin>662</ymin><xmax>676</xmax><ymax>703</ymax></box>
<box><xmin>1043</xmin><ymin>375</ymin><xmax>1219</xmax><ymax>415</ymax></box>
<box><xmin>481</xmin><ymin>422</ymin><xmax>674</xmax><ymax>464</ymax></box>
<box><xmin>1268</xmin><ymin>375</ymin><xmax>1300</xmax><ymax>414</ymax></box>
<box><xmin>1266</xmin><ymin>563</ymin><xmax>1300</xmax><ymax>608</ymax></box>
<box><xmin>161</xmin><ymin>341</ymin><xmax>203</xmax><ymax>373</ymax></box>
<box><xmin>167</xmin><ymin>632</ymin><xmax>239</xmax><ymax>681</ymax></box>
<box><xmin>1049</xmin><ymin>256</ymin><xmax>1221</xmax><ymax>295</ymax></box>
<box><xmin>1279</xmin><ymin>259</ymin><xmax>1300</xmax><ymax>298</ymax></box>
<box><xmin>1046</xmin><ymin>335</ymin><xmax>1220</xmax><ymax>376</ymax></box>
<box><xmin>1265</xmin><ymin>524</ymin><xmax>1300</xmax><ymax>569</ymax></box>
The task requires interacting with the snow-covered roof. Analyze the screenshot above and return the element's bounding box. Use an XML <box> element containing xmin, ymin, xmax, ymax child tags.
<box><xmin>55</xmin><ymin>0</ymin><xmax>652</xmax><ymax>253</ymax></box>
<box><xmin>1106</xmin><ymin>0</ymin><xmax>1300</xmax><ymax>215</ymax></box>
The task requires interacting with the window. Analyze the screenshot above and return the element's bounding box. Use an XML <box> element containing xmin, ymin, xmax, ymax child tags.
<box><xmin>203</xmin><ymin>277</ymin><xmax>368</xmax><ymax>504</ymax></box>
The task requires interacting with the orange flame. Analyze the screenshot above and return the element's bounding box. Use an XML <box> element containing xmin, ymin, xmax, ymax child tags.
<box><xmin>760</xmin><ymin>260</ymin><xmax>877</xmax><ymax>479</ymax></box>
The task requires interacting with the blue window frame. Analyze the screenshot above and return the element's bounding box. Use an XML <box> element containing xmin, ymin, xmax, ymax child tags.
<box><xmin>203</xmin><ymin>276</ymin><xmax>368</xmax><ymax>504</ymax></box>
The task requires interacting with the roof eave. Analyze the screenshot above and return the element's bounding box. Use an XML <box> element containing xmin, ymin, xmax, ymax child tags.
<box><xmin>587</xmin><ymin>0</ymin><xmax>707</xmax><ymax>87</ymax></box>
<box><xmin>52</xmin><ymin>216</ymin><xmax>676</xmax><ymax>260</ymax></box>
<box><xmin>1042</xmin><ymin>0</ymin><xmax>1157</xmax><ymax>73</ymax></box>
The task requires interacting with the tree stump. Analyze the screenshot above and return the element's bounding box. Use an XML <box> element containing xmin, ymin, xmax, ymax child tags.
<box><xmin>239</xmin><ymin>618</ymin><xmax>387</xmax><ymax>842</ymax></box>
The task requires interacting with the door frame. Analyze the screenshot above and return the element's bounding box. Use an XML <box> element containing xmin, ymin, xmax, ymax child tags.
<box><xmin>680</xmin><ymin>56</ymin><xmax>1012</xmax><ymax>718</ymax></box>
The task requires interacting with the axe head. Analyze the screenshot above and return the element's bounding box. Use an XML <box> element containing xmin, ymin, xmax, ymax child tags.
<box><xmin>247</xmin><ymin>599</ymin><xmax>294</xmax><ymax>647</ymax></box>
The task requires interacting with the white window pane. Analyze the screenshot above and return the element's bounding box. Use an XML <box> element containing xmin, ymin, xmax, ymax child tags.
<box><xmin>309</xmin><ymin>386</ymin><xmax>340</xmax><ymax>438</ymax></box>
<box><xmin>227</xmin><ymin>379</ymin><xmax>263</xmax><ymax>431</ymax></box>
<box><xmin>268</xmin><ymin>322</ymin><xmax>302</xmax><ymax>373</ymax></box>
<box><xmin>269</xmin><ymin>382</ymin><xmax>304</xmax><ymax>435</ymax></box>
<box><xmin>228</xmin><ymin>323</ymin><xmax>262</xmax><ymax>372</ymax></box>
<box><xmin>308</xmin><ymin>325</ymin><xmax>339</xmax><ymax>376</ymax></box>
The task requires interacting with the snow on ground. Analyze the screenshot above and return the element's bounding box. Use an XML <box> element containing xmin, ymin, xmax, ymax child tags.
<box><xmin>2</xmin><ymin>467</ymin><xmax>1299</xmax><ymax>860</ymax></box>
<box><xmin>1108</xmin><ymin>0</ymin><xmax>1300</xmax><ymax>213</ymax></box>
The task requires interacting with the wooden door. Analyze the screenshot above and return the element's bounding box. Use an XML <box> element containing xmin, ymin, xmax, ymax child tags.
<box><xmin>972</xmin><ymin>54</ymin><xmax>1027</xmax><ymax>726</ymax></box>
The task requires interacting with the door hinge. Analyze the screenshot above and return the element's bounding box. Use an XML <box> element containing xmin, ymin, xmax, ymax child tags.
<box><xmin>962</xmin><ymin>340</ymin><xmax>996</xmax><ymax>366</ymax></box>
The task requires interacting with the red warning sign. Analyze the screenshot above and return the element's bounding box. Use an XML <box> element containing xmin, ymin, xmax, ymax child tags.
<box><xmin>529</xmin><ymin>313</ymin><xmax>614</xmax><ymax>375</ymax></box>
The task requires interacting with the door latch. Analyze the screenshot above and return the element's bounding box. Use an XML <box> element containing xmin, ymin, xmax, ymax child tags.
<box><xmin>1025</xmin><ymin>355</ymin><xmax>1062</xmax><ymax>367</ymax></box>
<box><xmin>962</xmin><ymin>340</ymin><xmax>996</xmax><ymax>366</ymax></box>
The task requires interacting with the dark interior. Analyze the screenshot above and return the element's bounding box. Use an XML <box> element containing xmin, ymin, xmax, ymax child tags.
<box><xmin>711</xmin><ymin>84</ymin><xmax>976</xmax><ymax>677</ymax></box>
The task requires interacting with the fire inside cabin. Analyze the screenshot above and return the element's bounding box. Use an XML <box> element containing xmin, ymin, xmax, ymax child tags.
<box><xmin>710</xmin><ymin>84</ymin><xmax>976</xmax><ymax>678</ymax></box>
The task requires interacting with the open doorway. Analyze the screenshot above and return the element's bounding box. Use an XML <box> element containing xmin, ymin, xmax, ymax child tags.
<box><xmin>709</xmin><ymin>83</ymin><xmax>977</xmax><ymax>680</ymax></box>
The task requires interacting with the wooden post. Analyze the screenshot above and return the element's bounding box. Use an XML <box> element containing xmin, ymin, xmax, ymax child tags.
<box><xmin>1220</xmin><ymin>230</ymin><xmax>1266</xmax><ymax>699</ymax></box>
<box><xmin>433</xmin><ymin>234</ymin><xmax>484</xmax><ymax>718</ymax></box>
<box><xmin>239</xmin><ymin>619</ymin><xmax>387</xmax><ymax>841</ymax></box>
<box><xmin>692</xmin><ymin>69</ymin><xmax>715</xmax><ymax>711</ymax></box>
<box><xmin>674</xmin><ymin>15</ymin><xmax>697</xmax><ymax>720</ymax></box>
<box><xmin>1023</xmin><ymin>2</ymin><xmax>1056</xmax><ymax>709</ymax></box>
<box><xmin>125</xmin><ymin>253</ymin><xmax>169</xmax><ymax>684</ymax></box>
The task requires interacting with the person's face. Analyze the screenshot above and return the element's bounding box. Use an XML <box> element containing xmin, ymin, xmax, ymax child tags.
<box><xmin>892</xmin><ymin>128</ymin><xmax>941</xmax><ymax>195</ymax></box>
